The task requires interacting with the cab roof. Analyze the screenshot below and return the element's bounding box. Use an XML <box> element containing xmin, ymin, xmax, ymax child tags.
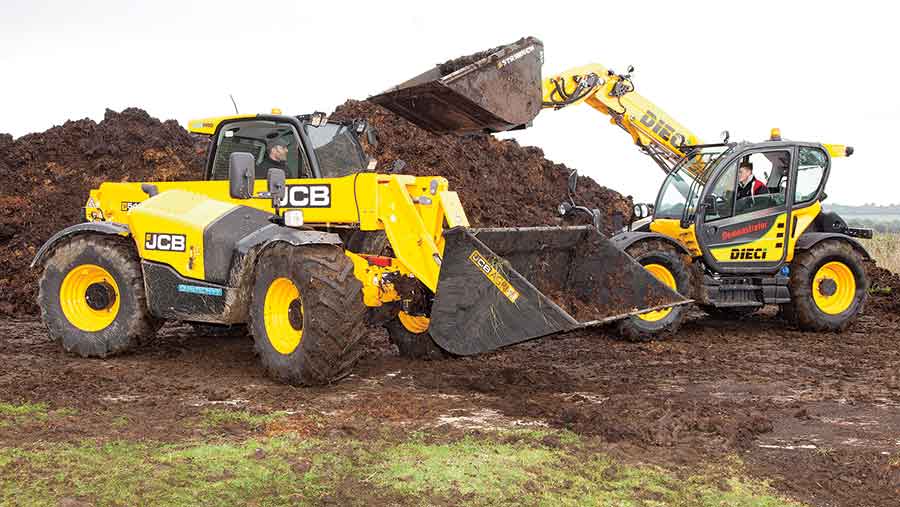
<box><xmin>187</xmin><ymin>114</ymin><xmax>257</xmax><ymax>135</ymax></box>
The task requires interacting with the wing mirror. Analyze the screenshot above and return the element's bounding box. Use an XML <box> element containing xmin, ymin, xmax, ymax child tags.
<box><xmin>229</xmin><ymin>152</ymin><xmax>255</xmax><ymax>199</ymax></box>
<box><xmin>567</xmin><ymin>169</ymin><xmax>578</xmax><ymax>195</ymax></box>
<box><xmin>266</xmin><ymin>168</ymin><xmax>286</xmax><ymax>208</ymax></box>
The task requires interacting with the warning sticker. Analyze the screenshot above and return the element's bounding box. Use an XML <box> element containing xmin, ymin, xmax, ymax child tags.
<box><xmin>469</xmin><ymin>250</ymin><xmax>520</xmax><ymax>303</ymax></box>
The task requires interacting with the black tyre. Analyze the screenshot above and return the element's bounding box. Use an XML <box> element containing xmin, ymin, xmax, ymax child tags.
<box><xmin>788</xmin><ymin>240</ymin><xmax>868</xmax><ymax>331</ymax></box>
<box><xmin>385</xmin><ymin>314</ymin><xmax>447</xmax><ymax>360</ymax></box>
<box><xmin>249</xmin><ymin>243</ymin><xmax>366</xmax><ymax>385</ymax></box>
<box><xmin>616</xmin><ymin>240</ymin><xmax>693</xmax><ymax>342</ymax></box>
<box><xmin>38</xmin><ymin>234</ymin><xmax>160</xmax><ymax>357</ymax></box>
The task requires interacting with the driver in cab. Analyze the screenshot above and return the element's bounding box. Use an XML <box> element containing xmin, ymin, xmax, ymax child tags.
<box><xmin>736</xmin><ymin>161</ymin><xmax>767</xmax><ymax>201</ymax></box>
<box><xmin>257</xmin><ymin>138</ymin><xmax>290</xmax><ymax>177</ymax></box>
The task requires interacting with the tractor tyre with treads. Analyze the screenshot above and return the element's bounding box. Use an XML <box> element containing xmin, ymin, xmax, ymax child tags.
<box><xmin>38</xmin><ymin>234</ymin><xmax>161</xmax><ymax>357</ymax></box>
<box><xmin>788</xmin><ymin>239</ymin><xmax>868</xmax><ymax>332</ymax></box>
<box><xmin>616</xmin><ymin>239</ymin><xmax>693</xmax><ymax>342</ymax></box>
<box><xmin>385</xmin><ymin>315</ymin><xmax>447</xmax><ymax>360</ymax></box>
<box><xmin>249</xmin><ymin>243</ymin><xmax>366</xmax><ymax>385</ymax></box>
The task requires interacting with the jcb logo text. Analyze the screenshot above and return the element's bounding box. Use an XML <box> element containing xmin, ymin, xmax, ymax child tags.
<box><xmin>145</xmin><ymin>233</ymin><xmax>186</xmax><ymax>252</ymax></box>
<box><xmin>279</xmin><ymin>184</ymin><xmax>331</xmax><ymax>208</ymax></box>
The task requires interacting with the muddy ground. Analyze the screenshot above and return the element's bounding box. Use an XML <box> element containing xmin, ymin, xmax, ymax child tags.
<box><xmin>2</xmin><ymin>299</ymin><xmax>899</xmax><ymax>506</ymax></box>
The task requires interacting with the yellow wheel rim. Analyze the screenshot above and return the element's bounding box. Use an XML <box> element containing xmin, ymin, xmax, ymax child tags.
<box><xmin>59</xmin><ymin>264</ymin><xmax>120</xmax><ymax>332</ymax></box>
<box><xmin>263</xmin><ymin>277</ymin><xmax>304</xmax><ymax>355</ymax></box>
<box><xmin>812</xmin><ymin>261</ymin><xmax>856</xmax><ymax>315</ymax></box>
<box><xmin>398</xmin><ymin>311</ymin><xmax>430</xmax><ymax>334</ymax></box>
<box><xmin>638</xmin><ymin>263</ymin><xmax>676</xmax><ymax>322</ymax></box>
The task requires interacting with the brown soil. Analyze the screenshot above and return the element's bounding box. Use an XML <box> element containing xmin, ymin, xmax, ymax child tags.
<box><xmin>437</xmin><ymin>44</ymin><xmax>504</xmax><ymax>76</ymax></box>
<box><xmin>0</xmin><ymin>109</ymin><xmax>207</xmax><ymax>316</ymax></box>
<box><xmin>331</xmin><ymin>99</ymin><xmax>632</xmax><ymax>231</ymax></box>
<box><xmin>2</xmin><ymin>307</ymin><xmax>898</xmax><ymax>506</ymax></box>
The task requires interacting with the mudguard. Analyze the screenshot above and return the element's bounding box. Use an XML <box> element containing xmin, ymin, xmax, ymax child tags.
<box><xmin>610</xmin><ymin>231</ymin><xmax>692</xmax><ymax>257</ymax></box>
<box><xmin>30</xmin><ymin>222</ymin><xmax>130</xmax><ymax>268</ymax></box>
<box><xmin>795</xmin><ymin>232</ymin><xmax>870</xmax><ymax>260</ymax></box>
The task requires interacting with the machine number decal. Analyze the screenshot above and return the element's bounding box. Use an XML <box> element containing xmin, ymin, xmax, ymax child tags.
<box><xmin>469</xmin><ymin>250</ymin><xmax>520</xmax><ymax>303</ymax></box>
<box><xmin>121</xmin><ymin>201</ymin><xmax>141</xmax><ymax>212</ymax></box>
<box><xmin>145</xmin><ymin>233</ymin><xmax>186</xmax><ymax>252</ymax></box>
<box><xmin>278</xmin><ymin>184</ymin><xmax>331</xmax><ymax>208</ymax></box>
<box><xmin>730</xmin><ymin>247</ymin><xmax>767</xmax><ymax>260</ymax></box>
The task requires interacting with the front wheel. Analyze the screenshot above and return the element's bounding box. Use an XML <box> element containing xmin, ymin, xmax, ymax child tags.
<box><xmin>616</xmin><ymin>240</ymin><xmax>692</xmax><ymax>342</ymax></box>
<box><xmin>788</xmin><ymin>240</ymin><xmax>868</xmax><ymax>331</ymax></box>
<box><xmin>249</xmin><ymin>244</ymin><xmax>366</xmax><ymax>385</ymax></box>
<box><xmin>38</xmin><ymin>234</ymin><xmax>160</xmax><ymax>357</ymax></box>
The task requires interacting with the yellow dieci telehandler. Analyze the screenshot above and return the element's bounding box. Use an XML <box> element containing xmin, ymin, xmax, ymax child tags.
<box><xmin>31</xmin><ymin>47</ymin><xmax>687</xmax><ymax>385</ymax></box>
<box><xmin>371</xmin><ymin>36</ymin><xmax>873</xmax><ymax>340</ymax></box>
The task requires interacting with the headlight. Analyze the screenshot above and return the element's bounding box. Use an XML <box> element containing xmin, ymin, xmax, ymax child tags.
<box><xmin>284</xmin><ymin>210</ymin><xmax>304</xmax><ymax>227</ymax></box>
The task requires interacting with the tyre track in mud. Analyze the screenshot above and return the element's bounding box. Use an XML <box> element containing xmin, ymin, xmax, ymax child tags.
<box><xmin>2</xmin><ymin>301</ymin><xmax>899</xmax><ymax>506</ymax></box>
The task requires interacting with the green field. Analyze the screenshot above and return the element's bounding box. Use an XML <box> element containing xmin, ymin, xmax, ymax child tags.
<box><xmin>0</xmin><ymin>406</ymin><xmax>800</xmax><ymax>507</ymax></box>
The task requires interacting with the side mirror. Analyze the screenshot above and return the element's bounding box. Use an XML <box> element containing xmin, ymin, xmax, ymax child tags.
<box><xmin>229</xmin><ymin>152</ymin><xmax>255</xmax><ymax>199</ymax></box>
<box><xmin>267</xmin><ymin>168</ymin><xmax>286</xmax><ymax>207</ymax></box>
<box><xmin>720</xmin><ymin>130</ymin><xmax>730</xmax><ymax>143</ymax></box>
<box><xmin>567</xmin><ymin>169</ymin><xmax>578</xmax><ymax>195</ymax></box>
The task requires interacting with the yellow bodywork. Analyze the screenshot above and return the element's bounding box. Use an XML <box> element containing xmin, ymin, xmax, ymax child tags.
<box><xmin>648</xmin><ymin>201</ymin><xmax>821</xmax><ymax>265</ymax></box>
<box><xmin>649</xmin><ymin>219</ymin><xmax>701</xmax><ymax>256</ymax></box>
<box><xmin>187</xmin><ymin>115</ymin><xmax>256</xmax><ymax>135</ymax></box>
<box><xmin>85</xmin><ymin>173</ymin><xmax>469</xmax><ymax>305</ymax></box>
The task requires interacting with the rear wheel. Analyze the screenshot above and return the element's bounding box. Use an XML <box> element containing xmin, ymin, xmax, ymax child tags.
<box><xmin>385</xmin><ymin>312</ymin><xmax>447</xmax><ymax>360</ymax></box>
<box><xmin>616</xmin><ymin>240</ymin><xmax>692</xmax><ymax>342</ymax></box>
<box><xmin>38</xmin><ymin>234</ymin><xmax>160</xmax><ymax>357</ymax></box>
<box><xmin>249</xmin><ymin>244</ymin><xmax>366</xmax><ymax>385</ymax></box>
<box><xmin>788</xmin><ymin>240</ymin><xmax>868</xmax><ymax>331</ymax></box>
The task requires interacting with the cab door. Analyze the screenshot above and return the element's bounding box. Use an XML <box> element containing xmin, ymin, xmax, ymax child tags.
<box><xmin>695</xmin><ymin>146</ymin><xmax>796</xmax><ymax>274</ymax></box>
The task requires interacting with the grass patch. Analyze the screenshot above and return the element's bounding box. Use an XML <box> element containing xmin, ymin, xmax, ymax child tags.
<box><xmin>200</xmin><ymin>408</ymin><xmax>288</xmax><ymax>430</ymax></box>
<box><xmin>0</xmin><ymin>402</ymin><xmax>49</xmax><ymax>428</ymax></box>
<box><xmin>0</xmin><ymin>430</ymin><xmax>804</xmax><ymax>507</ymax></box>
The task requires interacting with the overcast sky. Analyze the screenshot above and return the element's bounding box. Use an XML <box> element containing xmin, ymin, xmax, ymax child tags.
<box><xmin>1</xmin><ymin>1</ymin><xmax>896</xmax><ymax>205</ymax></box>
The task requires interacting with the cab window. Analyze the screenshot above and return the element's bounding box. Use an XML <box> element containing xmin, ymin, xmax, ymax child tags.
<box><xmin>704</xmin><ymin>161</ymin><xmax>737</xmax><ymax>221</ymax></box>
<box><xmin>305</xmin><ymin>123</ymin><xmax>367</xmax><ymax>178</ymax></box>
<box><xmin>795</xmin><ymin>147</ymin><xmax>827</xmax><ymax>204</ymax></box>
<box><xmin>210</xmin><ymin>121</ymin><xmax>310</xmax><ymax>180</ymax></box>
<box><xmin>732</xmin><ymin>150</ymin><xmax>790</xmax><ymax>217</ymax></box>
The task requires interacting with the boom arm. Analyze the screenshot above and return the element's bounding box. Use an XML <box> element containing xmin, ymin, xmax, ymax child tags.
<box><xmin>541</xmin><ymin>64</ymin><xmax>700</xmax><ymax>173</ymax></box>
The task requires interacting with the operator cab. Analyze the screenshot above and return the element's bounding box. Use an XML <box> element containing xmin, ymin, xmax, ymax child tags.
<box><xmin>650</xmin><ymin>131</ymin><xmax>860</xmax><ymax>274</ymax></box>
<box><xmin>189</xmin><ymin>112</ymin><xmax>373</xmax><ymax>182</ymax></box>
